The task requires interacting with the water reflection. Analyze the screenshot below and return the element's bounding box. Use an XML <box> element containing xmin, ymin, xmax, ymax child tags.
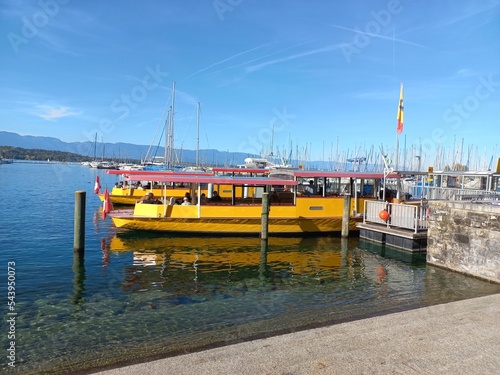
<box><xmin>13</xmin><ymin>233</ymin><xmax>500</xmax><ymax>375</ymax></box>
<box><xmin>105</xmin><ymin>232</ymin><xmax>500</xmax><ymax>323</ymax></box>
<box><xmin>109</xmin><ymin>234</ymin><xmax>350</xmax><ymax>298</ymax></box>
<box><xmin>358</xmin><ymin>238</ymin><xmax>427</xmax><ymax>264</ymax></box>
<box><xmin>104</xmin><ymin>233</ymin><xmax>437</xmax><ymax>327</ymax></box>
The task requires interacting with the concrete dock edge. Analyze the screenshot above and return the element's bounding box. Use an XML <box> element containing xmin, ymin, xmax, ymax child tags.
<box><xmin>93</xmin><ymin>293</ymin><xmax>500</xmax><ymax>375</ymax></box>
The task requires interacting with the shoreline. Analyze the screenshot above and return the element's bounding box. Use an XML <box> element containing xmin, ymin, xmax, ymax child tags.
<box><xmin>90</xmin><ymin>293</ymin><xmax>500</xmax><ymax>375</ymax></box>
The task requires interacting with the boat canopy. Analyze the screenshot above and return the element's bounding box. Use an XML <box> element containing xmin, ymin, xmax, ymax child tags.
<box><xmin>107</xmin><ymin>169</ymin><xmax>401</xmax><ymax>183</ymax></box>
<box><xmin>293</xmin><ymin>171</ymin><xmax>402</xmax><ymax>179</ymax></box>
<box><xmin>430</xmin><ymin>170</ymin><xmax>500</xmax><ymax>178</ymax></box>
<box><xmin>107</xmin><ymin>170</ymin><xmax>213</xmax><ymax>177</ymax></box>
<box><xmin>116</xmin><ymin>173</ymin><xmax>298</xmax><ymax>186</ymax></box>
<box><xmin>211</xmin><ymin>167</ymin><xmax>270</xmax><ymax>174</ymax></box>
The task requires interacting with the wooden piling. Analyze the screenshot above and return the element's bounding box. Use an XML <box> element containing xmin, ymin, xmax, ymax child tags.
<box><xmin>261</xmin><ymin>192</ymin><xmax>270</xmax><ymax>240</ymax></box>
<box><xmin>341</xmin><ymin>193</ymin><xmax>351</xmax><ymax>238</ymax></box>
<box><xmin>74</xmin><ymin>190</ymin><xmax>86</xmax><ymax>253</ymax></box>
<box><xmin>71</xmin><ymin>251</ymin><xmax>85</xmax><ymax>304</ymax></box>
<box><xmin>259</xmin><ymin>239</ymin><xmax>268</xmax><ymax>281</ymax></box>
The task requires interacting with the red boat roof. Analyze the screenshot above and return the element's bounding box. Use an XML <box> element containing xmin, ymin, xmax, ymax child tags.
<box><xmin>211</xmin><ymin>167</ymin><xmax>270</xmax><ymax>174</ymax></box>
<box><xmin>122</xmin><ymin>174</ymin><xmax>298</xmax><ymax>186</ymax></box>
<box><xmin>107</xmin><ymin>170</ymin><xmax>214</xmax><ymax>177</ymax></box>
<box><xmin>293</xmin><ymin>171</ymin><xmax>401</xmax><ymax>179</ymax></box>
<box><xmin>108</xmin><ymin>169</ymin><xmax>400</xmax><ymax>180</ymax></box>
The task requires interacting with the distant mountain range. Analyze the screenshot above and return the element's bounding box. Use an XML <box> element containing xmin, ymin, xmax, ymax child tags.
<box><xmin>0</xmin><ymin>131</ymin><xmax>259</xmax><ymax>166</ymax></box>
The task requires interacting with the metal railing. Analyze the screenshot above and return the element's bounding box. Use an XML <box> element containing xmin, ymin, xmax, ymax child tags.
<box><xmin>407</xmin><ymin>185</ymin><xmax>500</xmax><ymax>201</ymax></box>
<box><xmin>363</xmin><ymin>200</ymin><xmax>429</xmax><ymax>233</ymax></box>
<box><xmin>454</xmin><ymin>191</ymin><xmax>500</xmax><ymax>201</ymax></box>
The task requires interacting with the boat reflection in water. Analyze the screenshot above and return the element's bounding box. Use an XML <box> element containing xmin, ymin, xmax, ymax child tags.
<box><xmin>61</xmin><ymin>232</ymin><xmax>500</xmax><ymax>374</ymax></box>
<box><xmin>108</xmin><ymin>233</ymin><xmax>354</xmax><ymax>301</ymax></box>
<box><xmin>110</xmin><ymin>233</ymin><xmax>344</xmax><ymax>277</ymax></box>
<box><xmin>106</xmin><ymin>232</ymin><xmax>430</xmax><ymax>311</ymax></box>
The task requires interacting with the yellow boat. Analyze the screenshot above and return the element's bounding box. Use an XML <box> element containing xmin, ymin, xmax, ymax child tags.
<box><xmin>108</xmin><ymin>170</ymin><xmax>401</xmax><ymax>235</ymax></box>
<box><xmin>99</xmin><ymin>168</ymin><xmax>268</xmax><ymax>205</ymax></box>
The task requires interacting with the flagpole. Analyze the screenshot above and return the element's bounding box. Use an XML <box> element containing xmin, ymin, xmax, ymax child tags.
<box><xmin>395</xmin><ymin>81</ymin><xmax>404</xmax><ymax>201</ymax></box>
<box><xmin>396</xmin><ymin>81</ymin><xmax>404</xmax><ymax>171</ymax></box>
<box><xmin>395</xmin><ymin>133</ymin><xmax>399</xmax><ymax>171</ymax></box>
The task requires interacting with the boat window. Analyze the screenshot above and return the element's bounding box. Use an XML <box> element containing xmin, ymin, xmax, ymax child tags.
<box><xmin>309</xmin><ymin>206</ymin><xmax>324</xmax><ymax>211</ymax></box>
<box><xmin>494</xmin><ymin>176</ymin><xmax>500</xmax><ymax>192</ymax></box>
<box><xmin>325</xmin><ymin>177</ymin><xmax>341</xmax><ymax>195</ymax></box>
<box><xmin>446</xmin><ymin>176</ymin><xmax>457</xmax><ymax>188</ymax></box>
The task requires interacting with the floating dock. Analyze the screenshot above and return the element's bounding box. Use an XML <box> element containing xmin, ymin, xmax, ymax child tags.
<box><xmin>357</xmin><ymin>222</ymin><xmax>427</xmax><ymax>252</ymax></box>
<box><xmin>357</xmin><ymin>200</ymin><xmax>428</xmax><ymax>253</ymax></box>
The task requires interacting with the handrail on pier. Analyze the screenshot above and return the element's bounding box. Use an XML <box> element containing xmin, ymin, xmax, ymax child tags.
<box><xmin>363</xmin><ymin>200</ymin><xmax>429</xmax><ymax>233</ymax></box>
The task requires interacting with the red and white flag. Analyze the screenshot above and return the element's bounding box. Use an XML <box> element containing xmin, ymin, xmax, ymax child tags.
<box><xmin>102</xmin><ymin>187</ymin><xmax>113</xmax><ymax>219</ymax></box>
<box><xmin>94</xmin><ymin>175</ymin><xmax>101</xmax><ymax>194</ymax></box>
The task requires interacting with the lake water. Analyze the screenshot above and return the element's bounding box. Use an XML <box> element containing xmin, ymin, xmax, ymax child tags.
<box><xmin>1</xmin><ymin>163</ymin><xmax>499</xmax><ymax>374</ymax></box>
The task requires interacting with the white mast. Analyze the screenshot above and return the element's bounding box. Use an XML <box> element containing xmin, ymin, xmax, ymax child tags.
<box><xmin>196</xmin><ymin>102</ymin><xmax>200</xmax><ymax>167</ymax></box>
<box><xmin>166</xmin><ymin>81</ymin><xmax>175</xmax><ymax>168</ymax></box>
<box><xmin>163</xmin><ymin>111</ymin><xmax>170</xmax><ymax>168</ymax></box>
<box><xmin>93</xmin><ymin>133</ymin><xmax>97</xmax><ymax>161</ymax></box>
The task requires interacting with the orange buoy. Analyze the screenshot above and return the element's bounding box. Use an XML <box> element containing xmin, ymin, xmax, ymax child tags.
<box><xmin>379</xmin><ymin>209</ymin><xmax>390</xmax><ymax>221</ymax></box>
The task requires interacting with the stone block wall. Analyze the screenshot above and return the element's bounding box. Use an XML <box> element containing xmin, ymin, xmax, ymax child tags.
<box><xmin>427</xmin><ymin>201</ymin><xmax>500</xmax><ymax>283</ymax></box>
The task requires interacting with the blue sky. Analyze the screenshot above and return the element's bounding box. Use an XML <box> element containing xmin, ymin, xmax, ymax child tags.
<box><xmin>2</xmin><ymin>0</ymin><xmax>499</xmax><ymax>168</ymax></box>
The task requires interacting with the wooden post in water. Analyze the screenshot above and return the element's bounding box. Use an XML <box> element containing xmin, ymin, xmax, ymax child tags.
<box><xmin>341</xmin><ymin>193</ymin><xmax>351</xmax><ymax>238</ymax></box>
<box><xmin>340</xmin><ymin>237</ymin><xmax>349</xmax><ymax>267</ymax></box>
<box><xmin>259</xmin><ymin>238</ymin><xmax>268</xmax><ymax>281</ymax></box>
<box><xmin>260</xmin><ymin>192</ymin><xmax>270</xmax><ymax>281</ymax></box>
<box><xmin>74</xmin><ymin>190</ymin><xmax>86</xmax><ymax>253</ymax></box>
<box><xmin>72</xmin><ymin>251</ymin><xmax>85</xmax><ymax>304</ymax></box>
<box><xmin>261</xmin><ymin>192</ymin><xmax>270</xmax><ymax>240</ymax></box>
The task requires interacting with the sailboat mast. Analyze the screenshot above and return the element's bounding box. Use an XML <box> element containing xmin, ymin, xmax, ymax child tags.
<box><xmin>164</xmin><ymin>108</ymin><xmax>169</xmax><ymax>168</ymax></box>
<box><xmin>196</xmin><ymin>102</ymin><xmax>200</xmax><ymax>167</ymax></box>
<box><xmin>167</xmin><ymin>81</ymin><xmax>176</xmax><ymax>168</ymax></box>
<box><xmin>93</xmin><ymin>133</ymin><xmax>97</xmax><ymax>161</ymax></box>
<box><xmin>270</xmin><ymin>122</ymin><xmax>275</xmax><ymax>157</ymax></box>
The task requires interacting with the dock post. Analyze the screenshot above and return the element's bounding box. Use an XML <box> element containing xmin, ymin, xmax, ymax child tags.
<box><xmin>341</xmin><ymin>193</ymin><xmax>351</xmax><ymax>238</ymax></box>
<box><xmin>259</xmin><ymin>238</ymin><xmax>268</xmax><ymax>281</ymax></box>
<box><xmin>72</xmin><ymin>251</ymin><xmax>85</xmax><ymax>304</ymax></box>
<box><xmin>74</xmin><ymin>190</ymin><xmax>86</xmax><ymax>253</ymax></box>
<box><xmin>340</xmin><ymin>237</ymin><xmax>349</xmax><ymax>270</ymax></box>
<box><xmin>261</xmin><ymin>192</ymin><xmax>270</xmax><ymax>240</ymax></box>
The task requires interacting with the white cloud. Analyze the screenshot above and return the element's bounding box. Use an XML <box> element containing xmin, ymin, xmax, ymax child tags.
<box><xmin>36</xmin><ymin>105</ymin><xmax>81</xmax><ymax>120</ymax></box>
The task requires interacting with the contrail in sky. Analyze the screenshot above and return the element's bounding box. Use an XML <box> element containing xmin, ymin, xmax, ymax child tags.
<box><xmin>185</xmin><ymin>42</ymin><xmax>275</xmax><ymax>80</ymax></box>
<box><xmin>330</xmin><ymin>24</ymin><xmax>426</xmax><ymax>48</ymax></box>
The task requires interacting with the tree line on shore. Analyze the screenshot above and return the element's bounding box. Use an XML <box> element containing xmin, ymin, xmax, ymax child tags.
<box><xmin>0</xmin><ymin>146</ymin><xmax>136</xmax><ymax>163</ymax></box>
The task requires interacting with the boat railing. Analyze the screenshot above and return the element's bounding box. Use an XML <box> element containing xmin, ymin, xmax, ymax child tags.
<box><xmin>363</xmin><ymin>200</ymin><xmax>429</xmax><ymax>233</ymax></box>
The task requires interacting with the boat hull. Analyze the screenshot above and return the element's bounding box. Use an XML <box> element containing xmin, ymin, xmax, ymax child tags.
<box><xmin>109</xmin><ymin>196</ymin><xmax>367</xmax><ymax>234</ymax></box>
<box><xmin>110</xmin><ymin>215</ymin><xmax>358</xmax><ymax>234</ymax></box>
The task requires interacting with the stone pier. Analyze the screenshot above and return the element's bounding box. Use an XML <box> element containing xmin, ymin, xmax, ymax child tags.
<box><xmin>427</xmin><ymin>200</ymin><xmax>500</xmax><ymax>283</ymax></box>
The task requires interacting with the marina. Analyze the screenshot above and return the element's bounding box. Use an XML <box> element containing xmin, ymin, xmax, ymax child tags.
<box><xmin>3</xmin><ymin>2</ymin><xmax>499</xmax><ymax>373</ymax></box>
<box><xmin>2</xmin><ymin>163</ymin><xmax>500</xmax><ymax>374</ymax></box>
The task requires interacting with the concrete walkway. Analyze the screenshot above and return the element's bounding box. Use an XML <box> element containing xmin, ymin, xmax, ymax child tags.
<box><xmin>94</xmin><ymin>293</ymin><xmax>500</xmax><ymax>375</ymax></box>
